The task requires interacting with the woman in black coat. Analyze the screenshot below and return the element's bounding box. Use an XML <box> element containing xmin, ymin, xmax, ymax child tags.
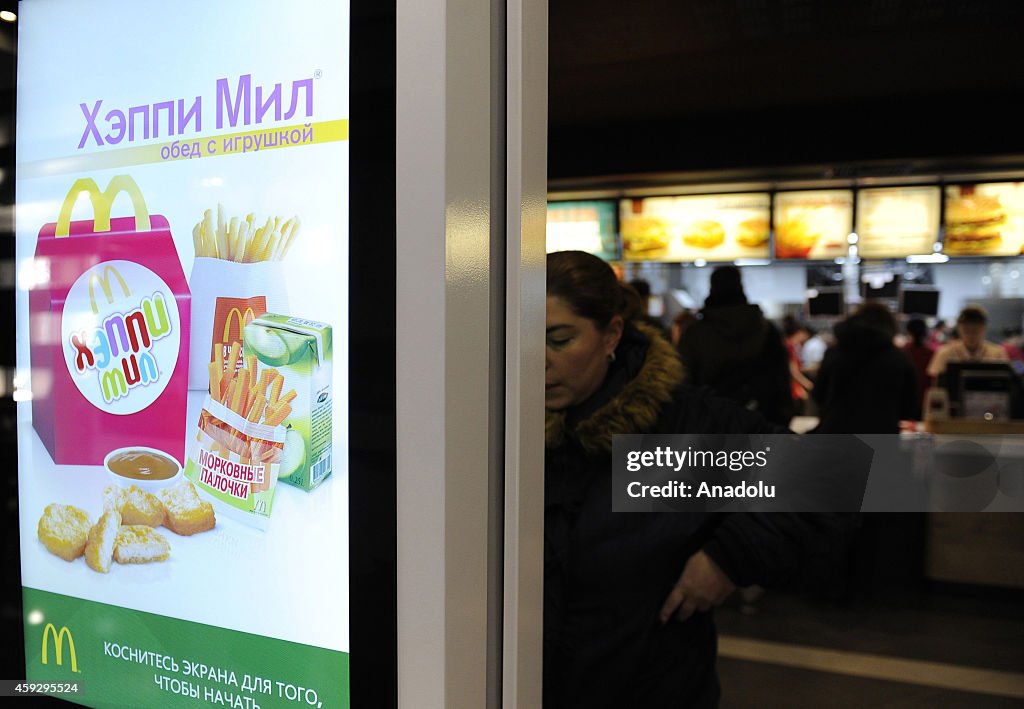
<box><xmin>812</xmin><ymin>302</ymin><xmax>920</xmax><ymax>433</ymax></box>
<box><xmin>544</xmin><ymin>251</ymin><xmax>852</xmax><ymax>708</ymax></box>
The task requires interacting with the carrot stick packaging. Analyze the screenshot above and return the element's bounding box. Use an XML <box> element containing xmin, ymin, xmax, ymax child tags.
<box><xmin>242</xmin><ymin>315</ymin><xmax>333</xmax><ymax>491</ymax></box>
<box><xmin>184</xmin><ymin>345</ymin><xmax>287</xmax><ymax>530</ymax></box>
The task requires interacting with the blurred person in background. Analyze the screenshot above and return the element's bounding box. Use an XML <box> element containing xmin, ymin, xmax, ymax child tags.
<box><xmin>927</xmin><ymin>305</ymin><xmax>1008</xmax><ymax>379</ymax></box>
<box><xmin>670</xmin><ymin>309</ymin><xmax>697</xmax><ymax>348</ymax></box>
<box><xmin>813</xmin><ymin>302</ymin><xmax>919</xmax><ymax>434</ymax></box>
<box><xmin>545</xmin><ymin>251</ymin><xmax>850</xmax><ymax>708</ymax></box>
<box><xmin>1000</xmin><ymin>327</ymin><xmax>1024</xmax><ymax>362</ymax></box>
<box><xmin>800</xmin><ymin>326</ymin><xmax>829</xmax><ymax>377</ymax></box>
<box><xmin>927</xmin><ymin>320</ymin><xmax>950</xmax><ymax>349</ymax></box>
<box><xmin>902</xmin><ymin>318</ymin><xmax>935</xmax><ymax>416</ymax></box>
<box><xmin>628</xmin><ymin>278</ymin><xmax>670</xmax><ymax>337</ymax></box>
<box><xmin>782</xmin><ymin>317</ymin><xmax>815</xmax><ymax>411</ymax></box>
<box><xmin>677</xmin><ymin>266</ymin><xmax>794</xmax><ymax>427</ymax></box>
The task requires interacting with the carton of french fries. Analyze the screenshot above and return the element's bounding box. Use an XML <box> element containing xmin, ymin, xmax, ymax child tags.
<box><xmin>243</xmin><ymin>314</ymin><xmax>333</xmax><ymax>491</ymax></box>
<box><xmin>187</xmin><ymin>203</ymin><xmax>299</xmax><ymax>391</ymax></box>
<box><xmin>183</xmin><ymin>342</ymin><xmax>289</xmax><ymax>529</ymax></box>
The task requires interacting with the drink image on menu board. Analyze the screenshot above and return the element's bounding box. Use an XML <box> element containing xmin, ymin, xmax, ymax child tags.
<box><xmin>619</xmin><ymin>193</ymin><xmax>771</xmax><ymax>262</ymax></box>
<box><xmin>944</xmin><ymin>183</ymin><xmax>1024</xmax><ymax>256</ymax></box>
<box><xmin>774</xmin><ymin>190</ymin><xmax>853</xmax><ymax>260</ymax></box>
<box><xmin>856</xmin><ymin>186</ymin><xmax>941</xmax><ymax>259</ymax></box>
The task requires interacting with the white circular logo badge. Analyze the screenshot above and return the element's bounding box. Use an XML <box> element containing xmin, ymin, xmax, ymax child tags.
<box><xmin>61</xmin><ymin>260</ymin><xmax>181</xmax><ymax>415</ymax></box>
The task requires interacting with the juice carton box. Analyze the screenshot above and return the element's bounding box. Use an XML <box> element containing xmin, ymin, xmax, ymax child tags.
<box><xmin>243</xmin><ymin>315</ymin><xmax>333</xmax><ymax>490</ymax></box>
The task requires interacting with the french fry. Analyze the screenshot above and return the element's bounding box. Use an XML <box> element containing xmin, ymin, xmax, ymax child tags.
<box><xmin>223</xmin><ymin>379</ymin><xmax>236</xmax><ymax>409</ymax></box>
<box><xmin>234</xmin><ymin>222</ymin><xmax>250</xmax><ymax>263</ymax></box>
<box><xmin>246</xmin><ymin>355</ymin><xmax>257</xmax><ymax>377</ymax></box>
<box><xmin>247</xmin><ymin>395</ymin><xmax>267</xmax><ymax>423</ymax></box>
<box><xmin>217</xmin><ymin>204</ymin><xmax>225</xmax><ymax>246</ymax></box>
<box><xmin>280</xmin><ymin>217</ymin><xmax>301</xmax><ymax>259</ymax></box>
<box><xmin>208</xmin><ymin>362</ymin><xmax>222</xmax><ymax>399</ymax></box>
<box><xmin>227</xmin><ymin>217</ymin><xmax>239</xmax><ymax>260</ymax></box>
<box><xmin>230</xmin><ymin>370</ymin><xmax>248</xmax><ymax>415</ymax></box>
<box><xmin>264</xmin><ymin>403</ymin><xmax>292</xmax><ymax>427</ymax></box>
<box><xmin>269</xmin><ymin>375</ymin><xmax>284</xmax><ymax>405</ymax></box>
<box><xmin>278</xmin><ymin>389</ymin><xmax>297</xmax><ymax>405</ymax></box>
<box><xmin>225</xmin><ymin>341</ymin><xmax>242</xmax><ymax>376</ymax></box>
<box><xmin>262</xmin><ymin>231</ymin><xmax>280</xmax><ymax>262</ymax></box>
<box><xmin>192</xmin><ymin>224</ymin><xmax>203</xmax><ymax>257</ymax></box>
<box><xmin>203</xmin><ymin>209</ymin><xmax>216</xmax><ymax>259</ymax></box>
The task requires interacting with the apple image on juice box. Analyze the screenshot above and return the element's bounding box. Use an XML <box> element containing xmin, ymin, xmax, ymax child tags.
<box><xmin>243</xmin><ymin>315</ymin><xmax>333</xmax><ymax>491</ymax></box>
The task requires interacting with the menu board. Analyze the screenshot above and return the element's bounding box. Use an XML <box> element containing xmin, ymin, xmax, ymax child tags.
<box><xmin>856</xmin><ymin>186</ymin><xmax>941</xmax><ymax>259</ymax></box>
<box><xmin>547</xmin><ymin>200</ymin><xmax>618</xmax><ymax>260</ymax></box>
<box><xmin>773</xmin><ymin>190</ymin><xmax>853</xmax><ymax>260</ymax></box>
<box><xmin>16</xmin><ymin>1</ymin><xmax>350</xmax><ymax>707</ymax></box>
<box><xmin>619</xmin><ymin>193</ymin><xmax>771</xmax><ymax>262</ymax></box>
<box><xmin>943</xmin><ymin>183</ymin><xmax>1024</xmax><ymax>257</ymax></box>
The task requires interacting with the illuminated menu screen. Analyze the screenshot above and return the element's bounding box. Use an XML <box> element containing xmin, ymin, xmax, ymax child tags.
<box><xmin>547</xmin><ymin>200</ymin><xmax>618</xmax><ymax>260</ymax></box>
<box><xmin>944</xmin><ymin>182</ymin><xmax>1024</xmax><ymax>257</ymax></box>
<box><xmin>619</xmin><ymin>193</ymin><xmax>771</xmax><ymax>262</ymax></box>
<box><xmin>773</xmin><ymin>190</ymin><xmax>853</xmax><ymax>260</ymax></box>
<box><xmin>856</xmin><ymin>186</ymin><xmax>940</xmax><ymax>259</ymax></box>
<box><xmin>16</xmin><ymin>1</ymin><xmax>350</xmax><ymax>706</ymax></box>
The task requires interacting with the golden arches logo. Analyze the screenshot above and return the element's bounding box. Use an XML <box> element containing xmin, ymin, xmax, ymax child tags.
<box><xmin>41</xmin><ymin>623</ymin><xmax>78</xmax><ymax>673</ymax></box>
<box><xmin>222</xmin><ymin>307</ymin><xmax>257</xmax><ymax>342</ymax></box>
<box><xmin>87</xmin><ymin>265</ymin><xmax>132</xmax><ymax>315</ymax></box>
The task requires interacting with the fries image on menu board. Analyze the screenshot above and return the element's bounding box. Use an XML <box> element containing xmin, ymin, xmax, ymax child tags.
<box><xmin>192</xmin><ymin>204</ymin><xmax>301</xmax><ymax>262</ymax></box>
<box><xmin>208</xmin><ymin>342</ymin><xmax>296</xmax><ymax>429</ymax></box>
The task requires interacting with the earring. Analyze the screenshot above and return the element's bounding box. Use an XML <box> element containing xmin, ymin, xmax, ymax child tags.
<box><xmin>608</xmin><ymin>351</ymin><xmax>617</xmax><ymax>363</ymax></box>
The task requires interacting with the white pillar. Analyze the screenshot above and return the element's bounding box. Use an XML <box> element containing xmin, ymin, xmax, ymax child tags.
<box><xmin>396</xmin><ymin>0</ymin><xmax>546</xmax><ymax>706</ymax></box>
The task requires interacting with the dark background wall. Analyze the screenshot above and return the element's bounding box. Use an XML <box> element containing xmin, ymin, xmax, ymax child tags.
<box><xmin>549</xmin><ymin>0</ymin><xmax>1024</xmax><ymax>180</ymax></box>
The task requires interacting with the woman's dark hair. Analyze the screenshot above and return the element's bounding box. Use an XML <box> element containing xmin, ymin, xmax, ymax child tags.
<box><xmin>547</xmin><ymin>250</ymin><xmax>627</xmax><ymax>329</ymax></box>
<box><xmin>906</xmin><ymin>317</ymin><xmax>928</xmax><ymax>346</ymax></box>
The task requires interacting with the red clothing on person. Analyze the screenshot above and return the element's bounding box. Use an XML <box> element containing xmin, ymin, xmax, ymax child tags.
<box><xmin>902</xmin><ymin>342</ymin><xmax>935</xmax><ymax>415</ymax></box>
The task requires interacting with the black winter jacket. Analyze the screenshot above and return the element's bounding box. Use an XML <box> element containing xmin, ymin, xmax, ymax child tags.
<box><xmin>545</xmin><ymin>322</ymin><xmax>852</xmax><ymax>708</ymax></box>
<box><xmin>813</xmin><ymin>317</ymin><xmax>919</xmax><ymax>433</ymax></box>
<box><xmin>677</xmin><ymin>304</ymin><xmax>794</xmax><ymax>426</ymax></box>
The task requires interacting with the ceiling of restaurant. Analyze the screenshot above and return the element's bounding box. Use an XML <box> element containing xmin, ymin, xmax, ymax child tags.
<box><xmin>549</xmin><ymin>0</ymin><xmax>1024</xmax><ymax>181</ymax></box>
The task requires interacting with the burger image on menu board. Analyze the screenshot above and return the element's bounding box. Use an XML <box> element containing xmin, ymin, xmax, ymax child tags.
<box><xmin>735</xmin><ymin>217</ymin><xmax>769</xmax><ymax>248</ymax></box>
<box><xmin>681</xmin><ymin>219</ymin><xmax>725</xmax><ymax>249</ymax></box>
<box><xmin>945</xmin><ymin>194</ymin><xmax>1006</xmax><ymax>254</ymax></box>
<box><xmin>621</xmin><ymin>215</ymin><xmax>672</xmax><ymax>258</ymax></box>
<box><xmin>775</xmin><ymin>217</ymin><xmax>819</xmax><ymax>259</ymax></box>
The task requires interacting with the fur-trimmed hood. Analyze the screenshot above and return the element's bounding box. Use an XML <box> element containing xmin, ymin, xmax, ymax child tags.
<box><xmin>546</xmin><ymin>321</ymin><xmax>684</xmax><ymax>455</ymax></box>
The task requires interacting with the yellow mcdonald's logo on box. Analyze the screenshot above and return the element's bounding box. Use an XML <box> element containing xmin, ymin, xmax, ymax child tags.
<box><xmin>223</xmin><ymin>307</ymin><xmax>257</xmax><ymax>342</ymax></box>
<box><xmin>87</xmin><ymin>264</ymin><xmax>131</xmax><ymax>315</ymax></box>
<box><xmin>41</xmin><ymin>623</ymin><xmax>78</xmax><ymax>673</ymax></box>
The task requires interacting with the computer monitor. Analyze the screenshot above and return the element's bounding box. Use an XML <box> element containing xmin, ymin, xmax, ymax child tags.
<box><xmin>900</xmin><ymin>287</ymin><xmax>940</xmax><ymax>316</ymax></box>
<box><xmin>861</xmin><ymin>274</ymin><xmax>900</xmax><ymax>299</ymax></box>
<box><xmin>806</xmin><ymin>288</ymin><xmax>844</xmax><ymax>317</ymax></box>
<box><xmin>942</xmin><ymin>361</ymin><xmax>1024</xmax><ymax>419</ymax></box>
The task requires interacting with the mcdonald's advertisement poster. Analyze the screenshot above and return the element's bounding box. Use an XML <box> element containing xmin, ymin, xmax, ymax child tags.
<box><xmin>15</xmin><ymin>1</ymin><xmax>350</xmax><ymax>706</ymax></box>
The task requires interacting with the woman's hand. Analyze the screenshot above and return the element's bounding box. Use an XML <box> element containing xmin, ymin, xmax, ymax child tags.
<box><xmin>658</xmin><ymin>550</ymin><xmax>736</xmax><ymax>624</ymax></box>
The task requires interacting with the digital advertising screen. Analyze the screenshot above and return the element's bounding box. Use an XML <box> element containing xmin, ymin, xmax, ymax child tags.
<box><xmin>943</xmin><ymin>182</ymin><xmax>1024</xmax><ymax>257</ymax></box>
<box><xmin>15</xmin><ymin>1</ymin><xmax>350</xmax><ymax>706</ymax></box>
<box><xmin>855</xmin><ymin>186</ymin><xmax>941</xmax><ymax>259</ymax></box>
<box><xmin>619</xmin><ymin>193</ymin><xmax>771</xmax><ymax>262</ymax></box>
<box><xmin>546</xmin><ymin>200</ymin><xmax>618</xmax><ymax>261</ymax></box>
<box><xmin>773</xmin><ymin>190</ymin><xmax>853</xmax><ymax>260</ymax></box>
